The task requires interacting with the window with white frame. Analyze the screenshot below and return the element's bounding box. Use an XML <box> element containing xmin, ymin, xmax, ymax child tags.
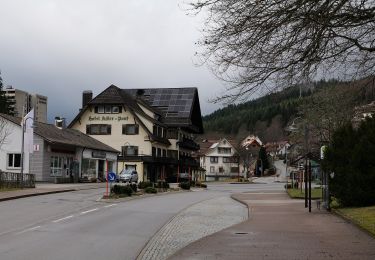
<box><xmin>210</xmin><ymin>166</ymin><xmax>215</xmax><ymax>173</ymax></box>
<box><xmin>122</xmin><ymin>124</ymin><xmax>139</xmax><ymax>135</ymax></box>
<box><xmin>122</xmin><ymin>146</ymin><xmax>139</xmax><ymax>156</ymax></box>
<box><xmin>218</xmin><ymin>147</ymin><xmax>231</xmax><ymax>154</ymax></box>
<box><xmin>7</xmin><ymin>153</ymin><xmax>21</xmax><ymax>168</ymax></box>
<box><xmin>210</xmin><ymin>156</ymin><xmax>218</xmax><ymax>163</ymax></box>
<box><xmin>50</xmin><ymin>156</ymin><xmax>63</xmax><ymax>176</ymax></box>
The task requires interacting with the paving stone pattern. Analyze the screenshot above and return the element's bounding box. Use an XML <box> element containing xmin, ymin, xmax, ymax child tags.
<box><xmin>138</xmin><ymin>196</ymin><xmax>248</xmax><ymax>260</ymax></box>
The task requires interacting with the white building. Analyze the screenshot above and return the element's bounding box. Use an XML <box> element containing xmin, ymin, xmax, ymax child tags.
<box><xmin>0</xmin><ymin>113</ymin><xmax>118</xmax><ymax>182</ymax></box>
<box><xmin>200</xmin><ymin>138</ymin><xmax>239</xmax><ymax>181</ymax></box>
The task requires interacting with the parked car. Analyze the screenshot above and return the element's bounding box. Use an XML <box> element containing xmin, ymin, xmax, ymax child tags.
<box><xmin>119</xmin><ymin>169</ymin><xmax>138</xmax><ymax>183</ymax></box>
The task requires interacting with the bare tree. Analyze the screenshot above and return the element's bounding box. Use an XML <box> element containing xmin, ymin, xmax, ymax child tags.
<box><xmin>0</xmin><ymin>117</ymin><xmax>11</xmax><ymax>151</ymax></box>
<box><xmin>188</xmin><ymin>0</ymin><xmax>375</xmax><ymax>103</ymax></box>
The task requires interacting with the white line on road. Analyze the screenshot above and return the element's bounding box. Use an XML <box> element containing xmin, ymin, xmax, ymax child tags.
<box><xmin>80</xmin><ymin>208</ymin><xmax>99</xmax><ymax>215</ymax></box>
<box><xmin>104</xmin><ymin>204</ymin><xmax>117</xmax><ymax>208</ymax></box>
<box><xmin>52</xmin><ymin>215</ymin><xmax>74</xmax><ymax>223</ymax></box>
<box><xmin>16</xmin><ymin>226</ymin><xmax>41</xmax><ymax>235</ymax></box>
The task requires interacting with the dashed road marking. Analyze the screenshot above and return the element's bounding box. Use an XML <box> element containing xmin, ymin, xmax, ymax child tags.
<box><xmin>80</xmin><ymin>208</ymin><xmax>99</xmax><ymax>215</ymax></box>
<box><xmin>52</xmin><ymin>215</ymin><xmax>74</xmax><ymax>223</ymax></box>
<box><xmin>16</xmin><ymin>226</ymin><xmax>41</xmax><ymax>235</ymax></box>
<box><xmin>104</xmin><ymin>204</ymin><xmax>117</xmax><ymax>208</ymax></box>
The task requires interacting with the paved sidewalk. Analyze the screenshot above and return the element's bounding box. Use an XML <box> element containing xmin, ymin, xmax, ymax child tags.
<box><xmin>0</xmin><ymin>182</ymin><xmax>106</xmax><ymax>202</ymax></box>
<box><xmin>170</xmin><ymin>192</ymin><xmax>375</xmax><ymax>260</ymax></box>
<box><xmin>138</xmin><ymin>196</ymin><xmax>248</xmax><ymax>260</ymax></box>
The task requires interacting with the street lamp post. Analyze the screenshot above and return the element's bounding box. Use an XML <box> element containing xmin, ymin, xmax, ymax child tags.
<box><xmin>286</xmin><ymin>116</ymin><xmax>312</xmax><ymax>212</ymax></box>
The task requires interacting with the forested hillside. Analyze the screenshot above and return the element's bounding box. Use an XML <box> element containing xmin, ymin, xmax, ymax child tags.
<box><xmin>202</xmin><ymin>78</ymin><xmax>375</xmax><ymax>142</ymax></box>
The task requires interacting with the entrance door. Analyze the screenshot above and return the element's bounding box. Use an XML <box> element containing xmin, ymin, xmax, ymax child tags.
<box><xmin>98</xmin><ymin>160</ymin><xmax>104</xmax><ymax>180</ymax></box>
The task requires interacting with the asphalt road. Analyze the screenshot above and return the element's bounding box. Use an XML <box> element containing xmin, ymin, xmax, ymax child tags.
<box><xmin>0</xmin><ymin>182</ymin><xmax>282</xmax><ymax>260</ymax></box>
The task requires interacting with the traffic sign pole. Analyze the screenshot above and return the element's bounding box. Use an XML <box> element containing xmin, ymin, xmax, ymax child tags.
<box><xmin>106</xmin><ymin>160</ymin><xmax>109</xmax><ymax>197</ymax></box>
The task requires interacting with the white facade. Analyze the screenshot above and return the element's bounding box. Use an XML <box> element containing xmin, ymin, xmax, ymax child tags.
<box><xmin>201</xmin><ymin>139</ymin><xmax>239</xmax><ymax>181</ymax></box>
<box><xmin>0</xmin><ymin>114</ymin><xmax>118</xmax><ymax>182</ymax></box>
<box><xmin>0</xmin><ymin>118</ymin><xmax>30</xmax><ymax>174</ymax></box>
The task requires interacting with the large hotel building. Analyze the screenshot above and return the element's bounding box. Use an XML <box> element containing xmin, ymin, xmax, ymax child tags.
<box><xmin>69</xmin><ymin>85</ymin><xmax>203</xmax><ymax>182</ymax></box>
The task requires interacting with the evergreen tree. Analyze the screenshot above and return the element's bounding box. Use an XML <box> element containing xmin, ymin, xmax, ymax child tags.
<box><xmin>323</xmin><ymin>118</ymin><xmax>375</xmax><ymax>207</ymax></box>
<box><xmin>258</xmin><ymin>146</ymin><xmax>269</xmax><ymax>175</ymax></box>
<box><xmin>0</xmin><ymin>72</ymin><xmax>10</xmax><ymax>114</ymax></box>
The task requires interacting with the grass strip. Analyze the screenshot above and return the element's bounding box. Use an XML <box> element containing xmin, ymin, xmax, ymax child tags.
<box><xmin>287</xmin><ymin>187</ymin><xmax>322</xmax><ymax>199</ymax></box>
<box><xmin>336</xmin><ymin>206</ymin><xmax>375</xmax><ymax>237</ymax></box>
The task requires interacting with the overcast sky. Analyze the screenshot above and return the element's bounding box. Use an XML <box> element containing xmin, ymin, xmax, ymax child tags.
<box><xmin>0</xmin><ymin>0</ymin><xmax>225</xmax><ymax>123</ymax></box>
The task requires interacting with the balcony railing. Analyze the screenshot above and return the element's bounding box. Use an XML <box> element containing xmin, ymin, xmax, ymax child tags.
<box><xmin>177</xmin><ymin>137</ymin><xmax>200</xmax><ymax>151</ymax></box>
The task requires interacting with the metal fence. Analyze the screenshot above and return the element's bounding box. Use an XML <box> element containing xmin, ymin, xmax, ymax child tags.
<box><xmin>0</xmin><ymin>171</ymin><xmax>35</xmax><ymax>188</ymax></box>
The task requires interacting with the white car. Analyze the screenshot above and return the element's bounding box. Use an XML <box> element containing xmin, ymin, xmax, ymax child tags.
<box><xmin>119</xmin><ymin>169</ymin><xmax>138</xmax><ymax>183</ymax></box>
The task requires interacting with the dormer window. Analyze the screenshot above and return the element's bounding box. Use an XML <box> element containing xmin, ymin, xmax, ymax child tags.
<box><xmin>112</xmin><ymin>106</ymin><xmax>120</xmax><ymax>113</ymax></box>
<box><xmin>95</xmin><ymin>105</ymin><xmax>122</xmax><ymax>114</ymax></box>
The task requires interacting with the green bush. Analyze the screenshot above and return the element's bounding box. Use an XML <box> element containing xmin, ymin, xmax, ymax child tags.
<box><xmin>130</xmin><ymin>183</ymin><xmax>137</xmax><ymax>193</ymax></box>
<box><xmin>179</xmin><ymin>182</ymin><xmax>191</xmax><ymax>190</ymax></box>
<box><xmin>144</xmin><ymin>187</ymin><xmax>157</xmax><ymax>194</ymax></box>
<box><xmin>323</xmin><ymin>117</ymin><xmax>375</xmax><ymax>207</ymax></box>
<box><xmin>156</xmin><ymin>181</ymin><xmax>169</xmax><ymax>189</ymax></box>
<box><xmin>138</xmin><ymin>181</ymin><xmax>152</xmax><ymax>189</ymax></box>
<box><xmin>111</xmin><ymin>185</ymin><xmax>133</xmax><ymax>196</ymax></box>
<box><xmin>330</xmin><ymin>197</ymin><xmax>341</xmax><ymax>209</ymax></box>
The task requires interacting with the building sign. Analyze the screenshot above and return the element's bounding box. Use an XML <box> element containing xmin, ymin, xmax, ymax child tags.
<box><xmin>88</xmin><ymin>115</ymin><xmax>129</xmax><ymax>122</ymax></box>
<box><xmin>92</xmin><ymin>151</ymin><xmax>106</xmax><ymax>158</ymax></box>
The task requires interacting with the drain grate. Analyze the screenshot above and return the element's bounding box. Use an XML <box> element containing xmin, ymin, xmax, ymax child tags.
<box><xmin>235</xmin><ymin>232</ymin><xmax>248</xmax><ymax>235</ymax></box>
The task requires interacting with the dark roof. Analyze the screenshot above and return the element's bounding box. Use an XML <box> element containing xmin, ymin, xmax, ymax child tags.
<box><xmin>0</xmin><ymin>113</ymin><xmax>119</xmax><ymax>153</ymax></box>
<box><xmin>124</xmin><ymin>87</ymin><xmax>203</xmax><ymax>133</ymax></box>
<box><xmin>69</xmin><ymin>85</ymin><xmax>204</xmax><ymax>134</ymax></box>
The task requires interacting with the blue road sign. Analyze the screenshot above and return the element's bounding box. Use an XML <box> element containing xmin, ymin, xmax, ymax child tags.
<box><xmin>108</xmin><ymin>172</ymin><xmax>116</xmax><ymax>182</ymax></box>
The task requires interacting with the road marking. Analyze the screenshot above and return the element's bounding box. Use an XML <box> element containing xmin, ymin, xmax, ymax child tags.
<box><xmin>52</xmin><ymin>215</ymin><xmax>74</xmax><ymax>223</ymax></box>
<box><xmin>16</xmin><ymin>226</ymin><xmax>41</xmax><ymax>235</ymax></box>
<box><xmin>80</xmin><ymin>208</ymin><xmax>99</xmax><ymax>215</ymax></box>
<box><xmin>104</xmin><ymin>204</ymin><xmax>117</xmax><ymax>208</ymax></box>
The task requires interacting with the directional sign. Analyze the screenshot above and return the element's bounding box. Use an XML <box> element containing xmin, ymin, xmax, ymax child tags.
<box><xmin>107</xmin><ymin>172</ymin><xmax>116</xmax><ymax>182</ymax></box>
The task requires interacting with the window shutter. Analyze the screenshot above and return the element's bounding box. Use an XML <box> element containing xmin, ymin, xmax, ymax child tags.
<box><xmin>86</xmin><ymin>125</ymin><xmax>90</xmax><ymax>134</ymax></box>
<box><xmin>107</xmin><ymin>125</ymin><xmax>111</xmax><ymax>134</ymax></box>
<box><xmin>119</xmin><ymin>106</ymin><xmax>122</xmax><ymax>113</ymax></box>
<box><xmin>135</xmin><ymin>125</ymin><xmax>139</xmax><ymax>134</ymax></box>
<box><xmin>94</xmin><ymin>106</ymin><xmax>98</xmax><ymax>113</ymax></box>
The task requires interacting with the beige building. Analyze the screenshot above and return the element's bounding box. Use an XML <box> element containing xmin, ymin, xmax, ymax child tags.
<box><xmin>4</xmin><ymin>86</ymin><xmax>47</xmax><ymax>123</ymax></box>
<box><xmin>69</xmin><ymin>85</ymin><xmax>203</xmax><ymax>183</ymax></box>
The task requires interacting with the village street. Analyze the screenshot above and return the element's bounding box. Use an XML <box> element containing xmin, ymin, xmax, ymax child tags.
<box><xmin>0</xmin><ymin>183</ymin><xmax>280</xmax><ymax>260</ymax></box>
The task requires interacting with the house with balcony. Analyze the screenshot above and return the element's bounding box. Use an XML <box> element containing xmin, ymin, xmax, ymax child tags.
<box><xmin>199</xmin><ymin>138</ymin><xmax>239</xmax><ymax>181</ymax></box>
<box><xmin>69</xmin><ymin>85</ymin><xmax>203</xmax><ymax>183</ymax></box>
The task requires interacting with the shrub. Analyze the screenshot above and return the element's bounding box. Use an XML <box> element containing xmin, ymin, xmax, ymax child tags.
<box><xmin>111</xmin><ymin>185</ymin><xmax>133</xmax><ymax>196</ymax></box>
<box><xmin>144</xmin><ymin>187</ymin><xmax>157</xmax><ymax>194</ymax></box>
<box><xmin>138</xmin><ymin>181</ymin><xmax>153</xmax><ymax>189</ymax></box>
<box><xmin>130</xmin><ymin>183</ymin><xmax>137</xmax><ymax>193</ymax></box>
<box><xmin>179</xmin><ymin>182</ymin><xmax>191</xmax><ymax>190</ymax></box>
<box><xmin>156</xmin><ymin>181</ymin><xmax>169</xmax><ymax>189</ymax></box>
<box><xmin>196</xmin><ymin>182</ymin><xmax>207</xmax><ymax>188</ymax></box>
<box><xmin>324</xmin><ymin>118</ymin><xmax>375</xmax><ymax>207</ymax></box>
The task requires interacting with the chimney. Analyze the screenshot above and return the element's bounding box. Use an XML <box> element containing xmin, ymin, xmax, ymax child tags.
<box><xmin>54</xmin><ymin>116</ymin><xmax>66</xmax><ymax>129</ymax></box>
<box><xmin>82</xmin><ymin>90</ymin><xmax>93</xmax><ymax>108</ymax></box>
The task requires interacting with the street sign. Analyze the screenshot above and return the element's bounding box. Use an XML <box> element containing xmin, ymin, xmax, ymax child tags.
<box><xmin>107</xmin><ymin>172</ymin><xmax>116</xmax><ymax>182</ymax></box>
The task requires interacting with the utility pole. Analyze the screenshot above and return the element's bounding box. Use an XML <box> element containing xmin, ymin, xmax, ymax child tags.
<box><xmin>308</xmin><ymin>160</ymin><xmax>312</xmax><ymax>212</ymax></box>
